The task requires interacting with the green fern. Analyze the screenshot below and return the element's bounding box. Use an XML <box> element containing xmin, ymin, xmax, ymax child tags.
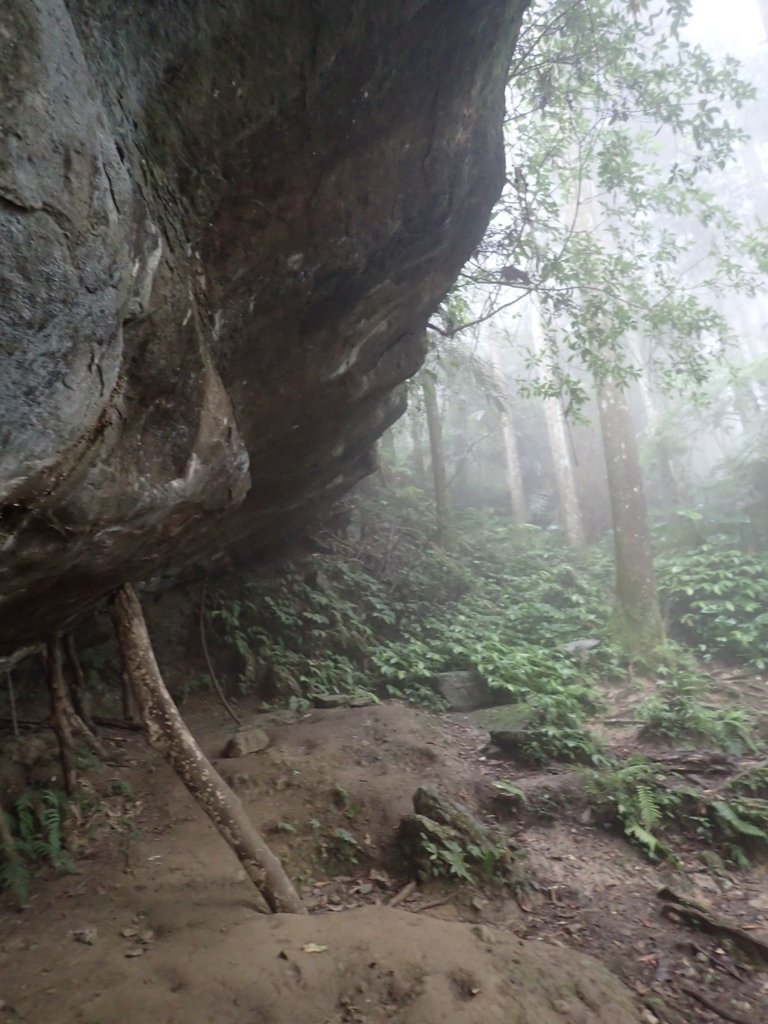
<box><xmin>583</xmin><ymin>757</ymin><xmax>678</xmax><ymax>860</ymax></box>
<box><xmin>636</xmin><ymin>785</ymin><xmax>661</xmax><ymax>831</ymax></box>
<box><xmin>710</xmin><ymin>800</ymin><xmax>768</xmax><ymax>843</ymax></box>
<box><xmin>0</xmin><ymin>789</ymin><xmax>76</xmax><ymax>899</ymax></box>
<box><xmin>625</xmin><ymin>823</ymin><xmax>661</xmax><ymax>858</ymax></box>
<box><xmin>0</xmin><ymin>857</ymin><xmax>29</xmax><ymax>903</ymax></box>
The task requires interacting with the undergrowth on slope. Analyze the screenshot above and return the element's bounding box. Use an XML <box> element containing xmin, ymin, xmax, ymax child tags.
<box><xmin>209</xmin><ymin>486</ymin><xmax>624</xmax><ymax>759</ymax></box>
<box><xmin>638</xmin><ymin>666</ymin><xmax>756</xmax><ymax>754</ymax></box>
<box><xmin>208</xmin><ymin>483</ymin><xmax>761</xmax><ymax>763</ymax></box>
<box><xmin>656</xmin><ymin>538</ymin><xmax>768</xmax><ymax>669</ymax></box>
<box><xmin>582</xmin><ymin>756</ymin><xmax>768</xmax><ymax>866</ymax></box>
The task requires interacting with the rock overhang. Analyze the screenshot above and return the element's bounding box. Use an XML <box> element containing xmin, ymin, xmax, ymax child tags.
<box><xmin>0</xmin><ymin>0</ymin><xmax>528</xmax><ymax>654</ymax></box>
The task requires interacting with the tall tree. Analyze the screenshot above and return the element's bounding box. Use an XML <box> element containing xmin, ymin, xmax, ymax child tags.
<box><xmin>430</xmin><ymin>0</ymin><xmax>766</xmax><ymax>656</ymax></box>
<box><xmin>489</xmin><ymin>334</ymin><xmax>527</xmax><ymax>524</ymax></box>
<box><xmin>422</xmin><ymin>371</ymin><xmax>452</xmax><ymax>547</ymax></box>
<box><xmin>528</xmin><ymin>297</ymin><xmax>586</xmax><ymax>549</ymax></box>
<box><xmin>597</xmin><ymin>380</ymin><xmax>665</xmax><ymax>655</ymax></box>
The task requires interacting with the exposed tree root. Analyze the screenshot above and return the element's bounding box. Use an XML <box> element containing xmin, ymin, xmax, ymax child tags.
<box><xmin>658</xmin><ymin>887</ymin><xmax>768</xmax><ymax>967</ymax></box>
<box><xmin>680</xmin><ymin>985</ymin><xmax>753</xmax><ymax>1024</ymax></box>
<box><xmin>109</xmin><ymin>583</ymin><xmax>305</xmax><ymax>914</ymax></box>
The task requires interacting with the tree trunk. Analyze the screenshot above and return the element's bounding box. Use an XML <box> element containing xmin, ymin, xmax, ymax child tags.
<box><xmin>109</xmin><ymin>583</ymin><xmax>305</xmax><ymax>914</ymax></box>
<box><xmin>63</xmin><ymin>633</ymin><xmax>94</xmax><ymax>730</ymax></box>
<box><xmin>410</xmin><ymin>403</ymin><xmax>427</xmax><ymax>489</ymax></box>
<box><xmin>529</xmin><ymin>298</ymin><xmax>586</xmax><ymax>549</ymax></box>
<box><xmin>626</xmin><ymin>338</ymin><xmax>686</xmax><ymax>509</ymax></box>
<box><xmin>499</xmin><ymin>403</ymin><xmax>527</xmax><ymax>524</ymax></box>
<box><xmin>597</xmin><ymin>380</ymin><xmax>665</xmax><ymax>659</ymax></box>
<box><xmin>377</xmin><ymin>427</ymin><xmax>397</xmax><ymax>487</ymax></box>
<box><xmin>422</xmin><ymin>374</ymin><xmax>452</xmax><ymax>547</ymax></box>
<box><xmin>488</xmin><ymin>338</ymin><xmax>527</xmax><ymax>523</ymax></box>
<box><xmin>46</xmin><ymin>637</ymin><xmax>79</xmax><ymax>796</ymax></box>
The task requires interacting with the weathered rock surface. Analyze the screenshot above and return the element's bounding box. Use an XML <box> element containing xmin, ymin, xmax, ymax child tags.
<box><xmin>0</xmin><ymin>0</ymin><xmax>525</xmax><ymax>655</ymax></box>
<box><xmin>431</xmin><ymin>670</ymin><xmax>496</xmax><ymax>711</ymax></box>
<box><xmin>312</xmin><ymin>693</ymin><xmax>376</xmax><ymax>709</ymax></box>
<box><xmin>399</xmin><ymin>784</ymin><xmax>520</xmax><ymax>883</ymax></box>
<box><xmin>221</xmin><ymin>725</ymin><xmax>270</xmax><ymax>758</ymax></box>
<box><xmin>470</xmin><ymin>704</ymin><xmax>535</xmax><ymax>756</ymax></box>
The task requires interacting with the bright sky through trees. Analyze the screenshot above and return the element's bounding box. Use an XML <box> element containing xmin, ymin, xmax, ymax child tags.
<box><xmin>687</xmin><ymin>0</ymin><xmax>764</xmax><ymax>56</ymax></box>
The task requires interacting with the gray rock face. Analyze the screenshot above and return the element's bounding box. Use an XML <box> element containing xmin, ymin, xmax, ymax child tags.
<box><xmin>431</xmin><ymin>670</ymin><xmax>495</xmax><ymax>711</ymax></box>
<box><xmin>0</xmin><ymin>0</ymin><xmax>526</xmax><ymax>655</ymax></box>
<box><xmin>222</xmin><ymin>726</ymin><xmax>270</xmax><ymax>758</ymax></box>
<box><xmin>311</xmin><ymin>693</ymin><xmax>377</xmax><ymax>709</ymax></box>
<box><xmin>470</xmin><ymin>704</ymin><xmax>535</xmax><ymax>754</ymax></box>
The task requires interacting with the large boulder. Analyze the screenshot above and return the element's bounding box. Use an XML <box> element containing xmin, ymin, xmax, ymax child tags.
<box><xmin>0</xmin><ymin>0</ymin><xmax>526</xmax><ymax>655</ymax></box>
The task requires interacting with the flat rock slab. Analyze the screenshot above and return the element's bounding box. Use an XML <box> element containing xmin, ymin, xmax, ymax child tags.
<box><xmin>312</xmin><ymin>694</ymin><xmax>376</xmax><ymax>709</ymax></box>
<box><xmin>431</xmin><ymin>670</ymin><xmax>495</xmax><ymax>711</ymax></box>
<box><xmin>469</xmin><ymin>704</ymin><xmax>535</xmax><ymax>754</ymax></box>
<box><xmin>222</xmin><ymin>725</ymin><xmax>270</xmax><ymax>758</ymax></box>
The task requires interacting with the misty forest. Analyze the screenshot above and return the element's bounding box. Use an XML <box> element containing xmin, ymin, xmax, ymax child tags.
<box><xmin>3</xmin><ymin>1</ymin><xmax>768</xmax><ymax>1022</ymax></box>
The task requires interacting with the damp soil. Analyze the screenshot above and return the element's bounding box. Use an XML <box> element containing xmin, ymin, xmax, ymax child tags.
<box><xmin>1</xmin><ymin>691</ymin><xmax>767</xmax><ymax>1024</ymax></box>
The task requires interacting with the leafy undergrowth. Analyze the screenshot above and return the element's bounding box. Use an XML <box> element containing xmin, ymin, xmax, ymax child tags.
<box><xmin>209</xmin><ymin>486</ymin><xmax>627</xmax><ymax>762</ymax></box>
<box><xmin>656</xmin><ymin>538</ymin><xmax>768</xmax><ymax>670</ymax></box>
<box><xmin>637</xmin><ymin>666</ymin><xmax>757</xmax><ymax>754</ymax></box>
<box><xmin>209</xmin><ymin>483</ymin><xmax>765</xmax><ymax>767</ymax></box>
<box><xmin>0</xmin><ymin>790</ymin><xmax>74</xmax><ymax>902</ymax></box>
<box><xmin>581</xmin><ymin>756</ymin><xmax>768</xmax><ymax>868</ymax></box>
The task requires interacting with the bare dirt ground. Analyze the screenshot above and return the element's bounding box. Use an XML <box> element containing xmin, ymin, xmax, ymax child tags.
<box><xmin>1</xmin><ymin>693</ymin><xmax>767</xmax><ymax>1024</ymax></box>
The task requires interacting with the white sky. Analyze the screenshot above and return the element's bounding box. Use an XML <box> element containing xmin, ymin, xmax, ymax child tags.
<box><xmin>686</xmin><ymin>0</ymin><xmax>765</xmax><ymax>58</ymax></box>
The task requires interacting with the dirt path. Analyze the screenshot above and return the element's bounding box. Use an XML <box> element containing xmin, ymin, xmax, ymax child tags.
<box><xmin>444</xmin><ymin>708</ymin><xmax>768</xmax><ymax>1024</ymax></box>
<box><xmin>1</xmin><ymin>697</ymin><xmax>767</xmax><ymax>1023</ymax></box>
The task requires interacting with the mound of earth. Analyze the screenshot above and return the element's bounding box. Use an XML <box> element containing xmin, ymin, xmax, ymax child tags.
<box><xmin>4</xmin><ymin>904</ymin><xmax>641</xmax><ymax>1024</ymax></box>
<box><xmin>8</xmin><ymin>694</ymin><xmax>768</xmax><ymax>1022</ymax></box>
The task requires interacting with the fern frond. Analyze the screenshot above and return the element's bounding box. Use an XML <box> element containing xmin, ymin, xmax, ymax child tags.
<box><xmin>637</xmin><ymin>785</ymin><xmax>661</xmax><ymax>831</ymax></box>
<box><xmin>711</xmin><ymin>801</ymin><xmax>768</xmax><ymax>842</ymax></box>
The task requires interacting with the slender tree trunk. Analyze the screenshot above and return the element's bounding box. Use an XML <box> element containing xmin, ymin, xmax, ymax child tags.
<box><xmin>529</xmin><ymin>298</ymin><xmax>586</xmax><ymax>549</ymax></box>
<box><xmin>489</xmin><ymin>336</ymin><xmax>526</xmax><ymax>523</ymax></box>
<box><xmin>377</xmin><ymin>427</ymin><xmax>397</xmax><ymax>488</ymax></box>
<box><xmin>422</xmin><ymin>374</ymin><xmax>452</xmax><ymax>547</ymax></box>
<box><xmin>109</xmin><ymin>584</ymin><xmax>305</xmax><ymax>914</ymax></box>
<box><xmin>46</xmin><ymin>637</ymin><xmax>79</xmax><ymax>796</ymax></box>
<box><xmin>410</xmin><ymin>405</ymin><xmax>427</xmax><ymax>489</ymax></box>
<box><xmin>452</xmin><ymin>394</ymin><xmax>470</xmax><ymax>505</ymax></box>
<box><xmin>63</xmin><ymin>634</ymin><xmax>93</xmax><ymax>730</ymax></box>
<box><xmin>626</xmin><ymin>338</ymin><xmax>686</xmax><ymax>508</ymax></box>
<box><xmin>499</xmin><ymin>404</ymin><xmax>527</xmax><ymax>524</ymax></box>
<box><xmin>597</xmin><ymin>380</ymin><xmax>665</xmax><ymax>658</ymax></box>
